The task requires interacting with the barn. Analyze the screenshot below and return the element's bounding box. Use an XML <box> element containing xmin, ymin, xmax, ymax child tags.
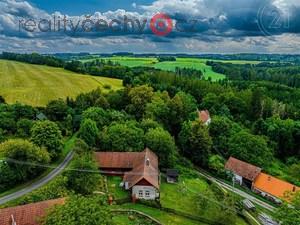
<box><xmin>225</xmin><ymin>157</ymin><xmax>261</xmax><ymax>188</ymax></box>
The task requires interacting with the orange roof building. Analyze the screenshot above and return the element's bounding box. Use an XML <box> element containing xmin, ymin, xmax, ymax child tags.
<box><xmin>94</xmin><ymin>148</ymin><xmax>160</xmax><ymax>200</ymax></box>
<box><xmin>252</xmin><ymin>173</ymin><xmax>299</xmax><ymax>202</ymax></box>
<box><xmin>0</xmin><ymin>198</ymin><xmax>65</xmax><ymax>225</ymax></box>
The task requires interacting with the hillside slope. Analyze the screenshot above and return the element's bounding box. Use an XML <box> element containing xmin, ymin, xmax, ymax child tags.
<box><xmin>0</xmin><ymin>60</ymin><xmax>123</xmax><ymax>106</ymax></box>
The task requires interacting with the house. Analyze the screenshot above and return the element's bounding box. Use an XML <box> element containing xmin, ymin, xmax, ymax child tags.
<box><xmin>198</xmin><ymin>110</ymin><xmax>211</xmax><ymax>125</ymax></box>
<box><xmin>166</xmin><ymin>169</ymin><xmax>179</xmax><ymax>183</ymax></box>
<box><xmin>0</xmin><ymin>198</ymin><xmax>64</xmax><ymax>225</ymax></box>
<box><xmin>94</xmin><ymin>148</ymin><xmax>160</xmax><ymax>200</ymax></box>
<box><xmin>252</xmin><ymin>172</ymin><xmax>300</xmax><ymax>203</ymax></box>
<box><xmin>225</xmin><ymin>157</ymin><xmax>261</xmax><ymax>188</ymax></box>
<box><xmin>225</xmin><ymin>157</ymin><xmax>300</xmax><ymax>203</ymax></box>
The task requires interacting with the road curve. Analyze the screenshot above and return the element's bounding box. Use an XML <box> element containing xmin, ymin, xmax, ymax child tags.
<box><xmin>196</xmin><ymin>169</ymin><xmax>276</xmax><ymax>212</ymax></box>
<box><xmin>0</xmin><ymin>151</ymin><xmax>74</xmax><ymax>205</ymax></box>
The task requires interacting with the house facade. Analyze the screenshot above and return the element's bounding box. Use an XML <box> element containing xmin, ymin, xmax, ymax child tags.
<box><xmin>94</xmin><ymin>148</ymin><xmax>160</xmax><ymax>200</ymax></box>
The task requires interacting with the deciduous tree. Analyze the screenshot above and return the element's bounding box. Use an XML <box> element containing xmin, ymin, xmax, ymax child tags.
<box><xmin>31</xmin><ymin>120</ymin><xmax>63</xmax><ymax>159</ymax></box>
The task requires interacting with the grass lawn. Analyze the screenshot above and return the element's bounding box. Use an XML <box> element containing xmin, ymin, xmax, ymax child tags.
<box><xmin>107</xmin><ymin>176</ymin><xmax>129</xmax><ymax>199</ymax></box>
<box><xmin>82</xmin><ymin>56</ymin><xmax>157</xmax><ymax>67</ymax></box>
<box><xmin>160</xmin><ymin>175</ymin><xmax>249</xmax><ymax>225</ymax></box>
<box><xmin>112</xmin><ymin>212</ymin><xmax>156</xmax><ymax>225</ymax></box>
<box><xmin>116</xmin><ymin>203</ymin><xmax>206</xmax><ymax>225</ymax></box>
<box><xmin>153</xmin><ymin>58</ymin><xmax>225</xmax><ymax>81</ymax></box>
<box><xmin>0</xmin><ymin>60</ymin><xmax>123</xmax><ymax>106</ymax></box>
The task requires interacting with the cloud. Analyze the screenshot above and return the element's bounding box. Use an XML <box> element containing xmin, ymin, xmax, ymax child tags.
<box><xmin>1</xmin><ymin>0</ymin><xmax>300</xmax><ymax>53</ymax></box>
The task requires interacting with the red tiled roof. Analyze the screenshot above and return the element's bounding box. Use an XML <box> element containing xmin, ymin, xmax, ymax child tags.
<box><xmin>225</xmin><ymin>157</ymin><xmax>262</xmax><ymax>181</ymax></box>
<box><xmin>0</xmin><ymin>198</ymin><xmax>65</xmax><ymax>225</ymax></box>
<box><xmin>94</xmin><ymin>148</ymin><xmax>159</xmax><ymax>189</ymax></box>
<box><xmin>94</xmin><ymin>151</ymin><xmax>142</xmax><ymax>169</ymax></box>
<box><xmin>123</xmin><ymin>149</ymin><xmax>159</xmax><ymax>189</ymax></box>
<box><xmin>253</xmin><ymin>173</ymin><xmax>300</xmax><ymax>200</ymax></box>
<box><xmin>198</xmin><ymin>110</ymin><xmax>211</xmax><ymax>123</ymax></box>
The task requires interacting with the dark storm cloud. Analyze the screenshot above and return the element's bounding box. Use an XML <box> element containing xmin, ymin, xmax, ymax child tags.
<box><xmin>1</xmin><ymin>0</ymin><xmax>300</xmax><ymax>53</ymax></box>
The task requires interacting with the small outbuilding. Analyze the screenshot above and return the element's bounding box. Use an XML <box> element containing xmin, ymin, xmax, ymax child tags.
<box><xmin>166</xmin><ymin>169</ymin><xmax>179</xmax><ymax>183</ymax></box>
<box><xmin>36</xmin><ymin>112</ymin><xmax>47</xmax><ymax>121</ymax></box>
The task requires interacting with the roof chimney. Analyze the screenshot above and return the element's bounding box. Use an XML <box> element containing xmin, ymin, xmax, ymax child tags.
<box><xmin>11</xmin><ymin>215</ymin><xmax>16</xmax><ymax>225</ymax></box>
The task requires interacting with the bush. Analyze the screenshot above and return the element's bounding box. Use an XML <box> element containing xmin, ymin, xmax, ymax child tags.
<box><xmin>16</xmin><ymin>175</ymin><xmax>70</xmax><ymax>205</ymax></box>
<box><xmin>42</xmin><ymin>195</ymin><xmax>114</xmax><ymax>225</ymax></box>
<box><xmin>103</xmin><ymin>84</ymin><xmax>111</xmax><ymax>90</ymax></box>
<box><xmin>72</xmin><ymin>139</ymin><xmax>91</xmax><ymax>155</ymax></box>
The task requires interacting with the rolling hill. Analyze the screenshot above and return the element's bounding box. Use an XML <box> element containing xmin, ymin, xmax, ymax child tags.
<box><xmin>0</xmin><ymin>60</ymin><xmax>123</xmax><ymax>106</ymax></box>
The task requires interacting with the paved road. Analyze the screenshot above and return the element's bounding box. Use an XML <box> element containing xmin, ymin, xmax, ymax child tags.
<box><xmin>196</xmin><ymin>169</ymin><xmax>276</xmax><ymax>212</ymax></box>
<box><xmin>0</xmin><ymin>151</ymin><xmax>74</xmax><ymax>205</ymax></box>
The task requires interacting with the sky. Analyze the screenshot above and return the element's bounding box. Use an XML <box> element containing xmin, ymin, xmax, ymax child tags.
<box><xmin>1</xmin><ymin>0</ymin><xmax>300</xmax><ymax>53</ymax></box>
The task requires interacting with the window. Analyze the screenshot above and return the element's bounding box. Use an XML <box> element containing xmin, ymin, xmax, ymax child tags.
<box><xmin>145</xmin><ymin>191</ymin><xmax>150</xmax><ymax>197</ymax></box>
<box><xmin>138</xmin><ymin>190</ymin><xmax>143</xmax><ymax>198</ymax></box>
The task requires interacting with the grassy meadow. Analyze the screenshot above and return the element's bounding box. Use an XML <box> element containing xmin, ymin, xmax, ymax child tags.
<box><xmin>0</xmin><ymin>60</ymin><xmax>123</xmax><ymax>106</ymax></box>
<box><xmin>82</xmin><ymin>56</ymin><xmax>227</xmax><ymax>81</ymax></box>
<box><xmin>80</xmin><ymin>56</ymin><xmax>264</xmax><ymax>81</ymax></box>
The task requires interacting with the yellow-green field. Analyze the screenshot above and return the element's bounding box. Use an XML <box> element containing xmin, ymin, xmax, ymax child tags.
<box><xmin>0</xmin><ymin>60</ymin><xmax>123</xmax><ymax>106</ymax></box>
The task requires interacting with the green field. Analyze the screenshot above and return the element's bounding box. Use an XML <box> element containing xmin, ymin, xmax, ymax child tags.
<box><xmin>0</xmin><ymin>60</ymin><xmax>123</xmax><ymax>106</ymax></box>
<box><xmin>81</xmin><ymin>56</ymin><xmax>265</xmax><ymax>81</ymax></box>
<box><xmin>83</xmin><ymin>56</ymin><xmax>226</xmax><ymax>81</ymax></box>
<box><xmin>153</xmin><ymin>58</ymin><xmax>226</xmax><ymax>81</ymax></box>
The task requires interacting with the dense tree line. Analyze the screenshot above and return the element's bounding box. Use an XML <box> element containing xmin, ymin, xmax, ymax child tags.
<box><xmin>201</xmin><ymin>53</ymin><xmax>300</xmax><ymax>63</ymax></box>
<box><xmin>157</xmin><ymin>56</ymin><xmax>176</xmax><ymax>62</ymax></box>
<box><xmin>207</xmin><ymin>61</ymin><xmax>300</xmax><ymax>88</ymax></box>
<box><xmin>1</xmin><ymin>52</ymin><xmax>64</xmax><ymax>67</ymax></box>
